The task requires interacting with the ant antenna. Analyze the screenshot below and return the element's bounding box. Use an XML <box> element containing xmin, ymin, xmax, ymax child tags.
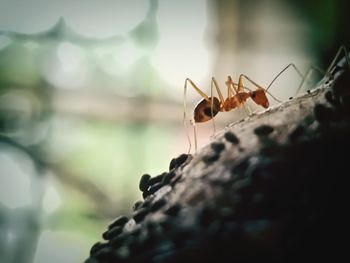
<box><xmin>266</xmin><ymin>63</ymin><xmax>303</xmax><ymax>92</ymax></box>
<box><xmin>267</xmin><ymin>92</ymin><xmax>282</xmax><ymax>103</ymax></box>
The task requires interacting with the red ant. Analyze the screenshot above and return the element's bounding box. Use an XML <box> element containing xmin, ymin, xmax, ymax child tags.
<box><xmin>183</xmin><ymin>65</ymin><xmax>294</xmax><ymax>152</ymax></box>
<box><xmin>183</xmin><ymin>46</ymin><xmax>350</xmax><ymax>153</ymax></box>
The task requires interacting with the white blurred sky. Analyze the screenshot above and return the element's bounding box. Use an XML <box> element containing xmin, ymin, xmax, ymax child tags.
<box><xmin>0</xmin><ymin>0</ymin><xmax>211</xmax><ymax>94</ymax></box>
<box><xmin>0</xmin><ymin>0</ymin><xmax>149</xmax><ymax>36</ymax></box>
<box><xmin>0</xmin><ymin>0</ymin><xmax>314</xmax><ymax>101</ymax></box>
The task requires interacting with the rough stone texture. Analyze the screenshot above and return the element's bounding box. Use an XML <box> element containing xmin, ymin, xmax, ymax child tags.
<box><xmin>85</xmin><ymin>56</ymin><xmax>350</xmax><ymax>263</ymax></box>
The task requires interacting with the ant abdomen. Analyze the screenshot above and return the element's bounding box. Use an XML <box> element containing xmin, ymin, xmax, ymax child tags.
<box><xmin>193</xmin><ymin>97</ymin><xmax>221</xmax><ymax>123</ymax></box>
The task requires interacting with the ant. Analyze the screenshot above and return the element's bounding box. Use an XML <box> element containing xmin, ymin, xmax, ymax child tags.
<box><xmin>183</xmin><ymin>45</ymin><xmax>350</xmax><ymax>153</ymax></box>
<box><xmin>183</xmin><ymin>64</ymin><xmax>299</xmax><ymax>153</ymax></box>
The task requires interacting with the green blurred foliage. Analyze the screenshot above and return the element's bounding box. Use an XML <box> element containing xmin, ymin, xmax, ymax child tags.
<box><xmin>284</xmin><ymin>0</ymin><xmax>350</xmax><ymax>65</ymax></box>
<box><xmin>0</xmin><ymin>43</ymin><xmax>41</xmax><ymax>87</ymax></box>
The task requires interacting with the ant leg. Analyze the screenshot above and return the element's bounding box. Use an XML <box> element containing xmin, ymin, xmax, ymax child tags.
<box><xmin>325</xmin><ymin>45</ymin><xmax>350</xmax><ymax>76</ymax></box>
<box><xmin>211</xmin><ymin>77</ymin><xmax>225</xmax><ymax>104</ymax></box>
<box><xmin>238</xmin><ymin>74</ymin><xmax>264</xmax><ymax>90</ymax></box>
<box><xmin>210</xmin><ymin>79</ymin><xmax>217</xmax><ymax>136</ymax></box>
<box><xmin>295</xmin><ymin>65</ymin><xmax>326</xmax><ymax>96</ymax></box>
<box><xmin>243</xmin><ymin>104</ymin><xmax>252</xmax><ymax>116</ymax></box>
<box><xmin>183</xmin><ymin>78</ymin><xmax>211</xmax><ymax>153</ymax></box>
<box><xmin>183</xmin><ymin>79</ymin><xmax>192</xmax><ymax>154</ymax></box>
<box><xmin>225</xmin><ymin>76</ymin><xmax>239</xmax><ymax>98</ymax></box>
<box><xmin>190</xmin><ymin>119</ymin><xmax>198</xmax><ymax>153</ymax></box>
<box><xmin>295</xmin><ymin>46</ymin><xmax>350</xmax><ymax>98</ymax></box>
<box><xmin>265</xmin><ymin>63</ymin><xmax>323</xmax><ymax>98</ymax></box>
<box><xmin>184</xmin><ymin>78</ymin><xmax>210</xmax><ymax>101</ymax></box>
<box><xmin>210</xmin><ymin>77</ymin><xmax>226</xmax><ymax>138</ymax></box>
<box><xmin>292</xmin><ymin>46</ymin><xmax>349</xmax><ymax>96</ymax></box>
<box><xmin>266</xmin><ymin>63</ymin><xmax>324</xmax><ymax>97</ymax></box>
<box><xmin>266</xmin><ymin>63</ymin><xmax>316</xmax><ymax>101</ymax></box>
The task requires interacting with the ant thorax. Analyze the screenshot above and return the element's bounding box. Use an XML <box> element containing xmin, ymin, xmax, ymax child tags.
<box><xmin>222</xmin><ymin>93</ymin><xmax>250</xmax><ymax>111</ymax></box>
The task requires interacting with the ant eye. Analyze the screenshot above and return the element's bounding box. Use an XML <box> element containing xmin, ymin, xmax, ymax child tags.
<box><xmin>251</xmin><ymin>92</ymin><xmax>256</xmax><ymax>98</ymax></box>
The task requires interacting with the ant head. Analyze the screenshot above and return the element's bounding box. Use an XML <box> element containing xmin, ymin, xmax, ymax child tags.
<box><xmin>251</xmin><ymin>88</ymin><xmax>269</xmax><ymax>108</ymax></box>
<box><xmin>193</xmin><ymin>97</ymin><xmax>220</xmax><ymax>123</ymax></box>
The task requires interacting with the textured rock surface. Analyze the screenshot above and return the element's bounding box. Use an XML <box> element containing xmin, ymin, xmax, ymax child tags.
<box><xmin>85</xmin><ymin>57</ymin><xmax>350</xmax><ymax>263</ymax></box>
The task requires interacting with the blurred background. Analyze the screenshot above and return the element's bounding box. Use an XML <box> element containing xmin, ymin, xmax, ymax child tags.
<box><xmin>0</xmin><ymin>0</ymin><xmax>348</xmax><ymax>262</ymax></box>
